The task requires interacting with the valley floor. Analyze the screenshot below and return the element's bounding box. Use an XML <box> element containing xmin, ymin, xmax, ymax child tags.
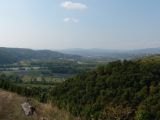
<box><xmin>0</xmin><ymin>90</ymin><xmax>76</xmax><ymax>120</ymax></box>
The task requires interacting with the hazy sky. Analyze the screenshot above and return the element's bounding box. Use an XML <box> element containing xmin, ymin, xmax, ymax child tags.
<box><xmin>0</xmin><ymin>0</ymin><xmax>160</xmax><ymax>49</ymax></box>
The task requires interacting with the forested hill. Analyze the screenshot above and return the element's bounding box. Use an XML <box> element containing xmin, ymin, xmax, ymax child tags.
<box><xmin>0</xmin><ymin>47</ymin><xmax>80</xmax><ymax>64</ymax></box>
<box><xmin>52</xmin><ymin>55</ymin><xmax>160</xmax><ymax>120</ymax></box>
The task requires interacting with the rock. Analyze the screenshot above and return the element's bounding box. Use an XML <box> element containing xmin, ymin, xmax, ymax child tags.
<box><xmin>21</xmin><ymin>102</ymin><xmax>35</xmax><ymax>116</ymax></box>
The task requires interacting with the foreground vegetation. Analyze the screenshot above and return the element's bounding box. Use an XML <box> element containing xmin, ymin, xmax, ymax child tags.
<box><xmin>0</xmin><ymin>90</ymin><xmax>76</xmax><ymax>120</ymax></box>
<box><xmin>1</xmin><ymin>55</ymin><xmax>160</xmax><ymax>119</ymax></box>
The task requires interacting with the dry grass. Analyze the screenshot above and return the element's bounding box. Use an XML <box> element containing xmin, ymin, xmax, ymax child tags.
<box><xmin>0</xmin><ymin>90</ymin><xmax>77</xmax><ymax>120</ymax></box>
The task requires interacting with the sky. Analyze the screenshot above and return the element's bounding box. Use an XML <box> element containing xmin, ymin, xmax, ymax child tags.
<box><xmin>0</xmin><ymin>0</ymin><xmax>160</xmax><ymax>50</ymax></box>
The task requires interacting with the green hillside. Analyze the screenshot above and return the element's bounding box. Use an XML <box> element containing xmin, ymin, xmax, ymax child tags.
<box><xmin>51</xmin><ymin>56</ymin><xmax>160</xmax><ymax>120</ymax></box>
<box><xmin>0</xmin><ymin>47</ymin><xmax>80</xmax><ymax>64</ymax></box>
<box><xmin>140</xmin><ymin>54</ymin><xmax>160</xmax><ymax>63</ymax></box>
<box><xmin>1</xmin><ymin>55</ymin><xmax>160</xmax><ymax>120</ymax></box>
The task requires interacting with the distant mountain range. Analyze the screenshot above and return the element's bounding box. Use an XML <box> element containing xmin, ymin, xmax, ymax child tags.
<box><xmin>59</xmin><ymin>48</ymin><xmax>160</xmax><ymax>59</ymax></box>
<box><xmin>0</xmin><ymin>47</ymin><xmax>160</xmax><ymax>64</ymax></box>
<box><xmin>0</xmin><ymin>47</ymin><xmax>80</xmax><ymax>64</ymax></box>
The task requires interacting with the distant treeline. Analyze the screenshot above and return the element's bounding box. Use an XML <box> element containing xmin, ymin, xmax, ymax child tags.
<box><xmin>1</xmin><ymin>59</ymin><xmax>160</xmax><ymax>119</ymax></box>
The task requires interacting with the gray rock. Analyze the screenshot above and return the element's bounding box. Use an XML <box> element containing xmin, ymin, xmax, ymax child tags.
<box><xmin>21</xmin><ymin>102</ymin><xmax>35</xmax><ymax>116</ymax></box>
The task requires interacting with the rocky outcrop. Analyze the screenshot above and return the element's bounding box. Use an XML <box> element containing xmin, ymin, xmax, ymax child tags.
<box><xmin>21</xmin><ymin>102</ymin><xmax>35</xmax><ymax>116</ymax></box>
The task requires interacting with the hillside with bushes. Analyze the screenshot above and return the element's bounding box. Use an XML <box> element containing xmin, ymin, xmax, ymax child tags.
<box><xmin>1</xmin><ymin>55</ymin><xmax>160</xmax><ymax>119</ymax></box>
<box><xmin>51</xmin><ymin>56</ymin><xmax>160</xmax><ymax>120</ymax></box>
